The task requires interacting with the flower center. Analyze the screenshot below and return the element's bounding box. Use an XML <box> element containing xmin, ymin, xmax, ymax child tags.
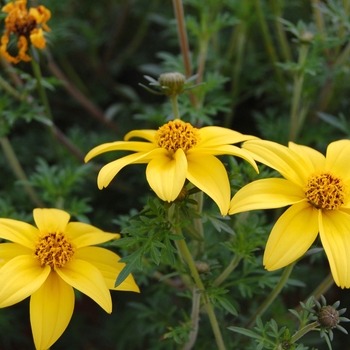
<box><xmin>155</xmin><ymin>120</ymin><xmax>200</xmax><ymax>153</ymax></box>
<box><xmin>5</xmin><ymin>7</ymin><xmax>37</xmax><ymax>36</ymax></box>
<box><xmin>305</xmin><ymin>172</ymin><xmax>347</xmax><ymax>210</ymax></box>
<box><xmin>34</xmin><ymin>232</ymin><xmax>75</xmax><ymax>269</ymax></box>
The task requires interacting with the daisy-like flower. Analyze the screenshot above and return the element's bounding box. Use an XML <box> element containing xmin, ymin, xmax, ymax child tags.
<box><xmin>0</xmin><ymin>208</ymin><xmax>139</xmax><ymax>350</ymax></box>
<box><xmin>0</xmin><ymin>0</ymin><xmax>51</xmax><ymax>64</ymax></box>
<box><xmin>84</xmin><ymin>119</ymin><xmax>258</xmax><ymax>216</ymax></box>
<box><xmin>229</xmin><ymin>139</ymin><xmax>350</xmax><ymax>288</ymax></box>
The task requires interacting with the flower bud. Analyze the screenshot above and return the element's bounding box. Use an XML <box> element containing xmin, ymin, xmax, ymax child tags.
<box><xmin>194</xmin><ymin>261</ymin><xmax>210</xmax><ymax>274</ymax></box>
<box><xmin>318</xmin><ymin>305</ymin><xmax>339</xmax><ymax>329</ymax></box>
<box><xmin>158</xmin><ymin>72</ymin><xmax>186</xmax><ymax>97</ymax></box>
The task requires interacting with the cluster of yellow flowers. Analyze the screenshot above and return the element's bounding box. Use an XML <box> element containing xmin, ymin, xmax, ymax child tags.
<box><xmin>1</xmin><ymin>1</ymin><xmax>350</xmax><ymax>349</ymax></box>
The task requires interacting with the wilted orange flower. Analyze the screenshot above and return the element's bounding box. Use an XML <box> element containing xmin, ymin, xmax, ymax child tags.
<box><xmin>0</xmin><ymin>0</ymin><xmax>51</xmax><ymax>64</ymax></box>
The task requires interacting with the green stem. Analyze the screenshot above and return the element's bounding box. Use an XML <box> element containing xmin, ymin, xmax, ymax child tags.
<box><xmin>0</xmin><ymin>136</ymin><xmax>43</xmax><ymax>207</ymax></box>
<box><xmin>254</xmin><ymin>0</ymin><xmax>286</xmax><ymax>92</ymax></box>
<box><xmin>213</xmin><ymin>254</ymin><xmax>241</xmax><ymax>287</ymax></box>
<box><xmin>246</xmin><ymin>262</ymin><xmax>295</xmax><ymax>329</ymax></box>
<box><xmin>175</xmin><ymin>233</ymin><xmax>227</xmax><ymax>350</ymax></box>
<box><xmin>289</xmin><ymin>43</ymin><xmax>309</xmax><ymax>142</ymax></box>
<box><xmin>171</xmin><ymin>95</ymin><xmax>181</xmax><ymax>120</ymax></box>
<box><xmin>183</xmin><ymin>287</ymin><xmax>200</xmax><ymax>350</ymax></box>
<box><xmin>291</xmin><ymin>321</ymin><xmax>320</xmax><ymax>343</ymax></box>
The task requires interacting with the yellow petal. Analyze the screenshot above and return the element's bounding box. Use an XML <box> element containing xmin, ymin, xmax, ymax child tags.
<box><xmin>263</xmin><ymin>201</ymin><xmax>318</xmax><ymax>270</ymax></box>
<box><xmin>30</xmin><ymin>28</ymin><xmax>46</xmax><ymax>49</ymax></box>
<box><xmin>84</xmin><ymin>141</ymin><xmax>156</xmax><ymax>162</ymax></box>
<box><xmin>0</xmin><ymin>255</ymin><xmax>50</xmax><ymax>307</ymax></box>
<box><xmin>188</xmin><ymin>145</ymin><xmax>258</xmax><ymax>173</ymax></box>
<box><xmin>288</xmin><ymin>142</ymin><xmax>325</xmax><ymax>171</ymax></box>
<box><xmin>96</xmin><ymin>148</ymin><xmax>165</xmax><ymax>189</ymax></box>
<box><xmin>75</xmin><ymin>247</ymin><xmax>140</xmax><ymax>292</ymax></box>
<box><xmin>243</xmin><ymin>140</ymin><xmax>312</xmax><ymax>187</ymax></box>
<box><xmin>66</xmin><ymin>222</ymin><xmax>119</xmax><ymax>248</ymax></box>
<box><xmin>56</xmin><ymin>259</ymin><xmax>112</xmax><ymax>313</ymax></box>
<box><xmin>319</xmin><ymin>210</ymin><xmax>350</xmax><ymax>288</ymax></box>
<box><xmin>325</xmin><ymin>140</ymin><xmax>350</xmax><ymax>183</ymax></box>
<box><xmin>146</xmin><ymin>148</ymin><xmax>187</xmax><ymax>202</ymax></box>
<box><xmin>187</xmin><ymin>153</ymin><xmax>230</xmax><ymax>216</ymax></box>
<box><xmin>30</xmin><ymin>272</ymin><xmax>74</xmax><ymax>350</ymax></box>
<box><xmin>0</xmin><ymin>243</ymin><xmax>32</xmax><ymax>268</ymax></box>
<box><xmin>124</xmin><ymin>129</ymin><xmax>157</xmax><ymax>142</ymax></box>
<box><xmin>33</xmin><ymin>208</ymin><xmax>70</xmax><ymax>234</ymax></box>
<box><xmin>229</xmin><ymin>178</ymin><xmax>306</xmax><ymax>215</ymax></box>
<box><xmin>0</xmin><ymin>218</ymin><xmax>38</xmax><ymax>249</ymax></box>
<box><xmin>197</xmin><ymin>126</ymin><xmax>257</xmax><ymax>147</ymax></box>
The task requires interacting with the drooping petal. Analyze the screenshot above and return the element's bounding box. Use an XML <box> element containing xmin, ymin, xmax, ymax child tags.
<box><xmin>197</xmin><ymin>126</ymin><xmax>257</xmax><ymax>147</ymax></box>
<box><xmin>146</xmin><ymin>148</ymin><xmax>187</xmax><ymax>202</ymax></box>
<box><xmin>229</xmin><ymin>178</ymin><xmax>306</xmax><ymax>215</ymax></box>
<box><xmin>30</xmin><ymin>28</ymin><xmax>46</xmax><ymax>49</ymax></box>
<box><xmin>325</xmin><ymin>140</ymin><xmax>350</xmax><ymax>183</ymax></box>
<box><xmin>84</xmin><ymin>141</ymin><xmax>156</xmax><ymax>162</ymax></box>
<box><xmin>124</xmin><ymin>129</ymin><xmax>157</xmax><ymax>143</ymax></box>
<box><xmin>243</xmin><ymin>140</ymin><xmax>312</xmax><ymax>187</ymax></box>
<box><xmin>188</xmin><ymin>145</ymin><xmax>258</xmax><ymax>173</ymax></box>
<box><xmin>66</xmin><ymin>222</ymin><xmax>119</xmax><ymax>248</ymax></box>
<box><xmin>288</xmin><ymin>142</ymin><xmax>325</xmax><ymax>171</ymax></box>
<box><xmin>0</xmin><ymin>255</ymin><xmax>50</xmax><ymax>308</ymax></box>
<box><xmin>0</xmin><ymin>218</ymin><xmax>38</xmax><ymax>249</ymax></box>
<box><xmin>75</xmin><ymin>247</ymin><xmax>140</xmax><ymax>292</ymax></box>
<box><xmin>30</xmin><ymin>272</ymin><xmax>74</xmax><ymax>350</ymax></box>
<box><xmin>56</xmin><ymin>259</ymin><xmax>112</xmax><ymax>313</ymax></box>
<box><xmin>33</xmin><ymin>208</ymin><xmax>70</xmax><ymax>234</ymax></box>
<box><xmin>186</xmin><ymin>153</ymin><xmax>231</xmax><ymax>216</ymax></box>
<box><xmin>96</xmin><ymin>148</ymin><xmax>166</xmax><ymax>189</ymax></box>
<box><xmin>263</xmin><ymin>201</ymin><xmax>319</xmax><ymax>270</ymax></box>
<box><xmin>0</xmin><ymin>243</ymin><xmax>32</xmax><ymax>268</ymax></box>
<box><xmin>319</xmin><ymin>210</ymin><xmax>350</xmax><ymax>288</ymax></box>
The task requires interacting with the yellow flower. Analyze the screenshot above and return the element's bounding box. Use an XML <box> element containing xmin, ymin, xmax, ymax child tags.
<box><xmin>229</xmin><ymin>139</ymin><xmax>350</xmax><ymax>288</ymax></box>
<box><xmin>85</xmin><ymin>119</ymin><xmax>258</xmax><ymax>215</ymax></box>
<box><xmin>0</xmin><ymin>0</ymin><xmax>51</xmax><ymax>64</ymax></box>
<box><xmin>0</xmin><ymin>208</ymin><xmax>139</xmax><ymax>350</ymax></box>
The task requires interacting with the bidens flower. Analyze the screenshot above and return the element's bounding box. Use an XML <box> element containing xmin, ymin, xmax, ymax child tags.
<box><xmin>229</xmin><ymin>139</ymin><xmax>350</xmax><ymax>288</ymax></box>
<box><xmin>85</xmin><ymin>119</ymin><xmax>258</xmax><ymax>215</ymax></box>
<box><xmin>0</xmin><ymin>0</ymin><xmax>51</xmax><ymax>64</ymax></box>
<box><xmin>0</xmin><ymin>208</ymin><xmax>139</xmax><ymax>350</ymax></box>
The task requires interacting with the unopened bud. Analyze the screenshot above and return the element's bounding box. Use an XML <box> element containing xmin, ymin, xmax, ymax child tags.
<box><xmin>158</xmin><ymin>72</ymin><xmax>186</xmax><ymax>97</ymax></box>
<box><xmin>318</xmin><ymin>305</ymin><xmax>339</xmax><ymax>329</ymax></box>
<box><xmin>194</xmin><ymin>261</ymin><xmax>210</xmax><ymax>274</ymax></box>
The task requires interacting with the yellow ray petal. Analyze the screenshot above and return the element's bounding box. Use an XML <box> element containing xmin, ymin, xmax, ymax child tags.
<box><xmin>0</xmin><ymin>219</ymin><xmax>38</xmax><ymax>249</ymax></box>
<box><xmin>187</xmin><ymin>154</ymin><xmax>230</xmax><ymax>216</ymax></box>
<box><xmin>84</xmin><ymin>141</ymin><xmax>156</xmax><ymax>162</ymax></box>
<box><xmin>30</xmin><ymin>272</ymin><xmax>74</xmax><ymax>350</ymax></box>
<box><xmin>56</xmin><ymin>259</ymin><xmax>112</xmax><ymax>313</ymax></box>
<box><xmin>325</xmin><ymin>140</ymin><xmax>350</xmax><ymax>183</ymax></box>
<box><xmin>229</xmin><ymin>178</ymin><xmax>306</xmax><ymax>215</ymax></box>
<box><xmin>263</xmin><ymin>201</ymin><xmax>318</xmax><ymax>270</ymax></box>
<box><xmin>33</xmin><ymin>208</ymin><xmax>70</xmax><ymax>234</ymax></box>
<box><xmin>197</xmin><ymin>126</ymin><xmax>257</xmax><ymax>147</ymax></box>
<box><xmin>75</xmin><ymin>247</ymin><xmax>140</xmax><ymax>292</ymax></box>
<box><xmin>124</xmin><ymin>129</ymin><xmax>157</xmax><ymax>142</ymax></box>
<box><xmin>243</xmin><ymin>140</ymin><xmax>312</xmax><ymax>187</ymax></box>
<box><xmin>66</xmin><ymin>222</ymin><xmax>119</xmax><ymax>248</ymax></box>
<box><xmin>319</xmin><ymin>210</ymin><xmax>350</xmax><ymax>288</ymax></box>
<box><xmin>146</xmin><ymin>148</ymin><xmax>187</xmax><ymax>202</ymax></box>
<box><xmin>288</xmin><ymin>142</ymin><xmax>325</xmax><ymax>171</ymax></box>
<box><xmin>96</xmin><ymin>148</ymin><xmax>165</xmax><ymax>189</ymax></box>
<box><xmin>0</xmin><ymin>256</ymin><xmax>50</xmax><ymax>307</ymax></box>
<box><xmin>0</xmin><ymin>243</ymin><xmax>32</xmax><ymax>268</ymax></box>
<box><xmin>188</xmin><ymin>145</ymin><xmax>258</xmax><ymax>173</ymax></box>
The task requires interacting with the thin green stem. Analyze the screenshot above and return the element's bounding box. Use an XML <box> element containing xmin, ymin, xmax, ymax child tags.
<box><xmin>291</xmin><ymin>321</ymin><xmax>320</xmax><ymax>343</ymax></box>
<box><xmin>254</xmin><ymin>0</ymin><xmax>286</xmax><ymax>92</ymax></box>
<box><xmin>175</xmin><ymin>233</ymin><xmax>226</xmax><ymax>350</ymax></box>
<box><xmin>213</xmin><ymin>254</ymin><xmax>241</xmax><ymax>287</ymax></box>
<box><xmin>171</xmin><ymin>95</ymin><xmax>181</xmax><ymax>120</ymax></box>
<box><xmin>246</xmin><ymin>263</ymin><xmax>295</xmax><ymax>329</ymax></box>
<box><xmin>289</xmin><ymin>43</ymin><xmax>309</xmax><ymax>142</ymax></box>
<box><xmin>0</xmin><ymin>136</ymin><xmax>44</xmax><ymax>207</ymax></box>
